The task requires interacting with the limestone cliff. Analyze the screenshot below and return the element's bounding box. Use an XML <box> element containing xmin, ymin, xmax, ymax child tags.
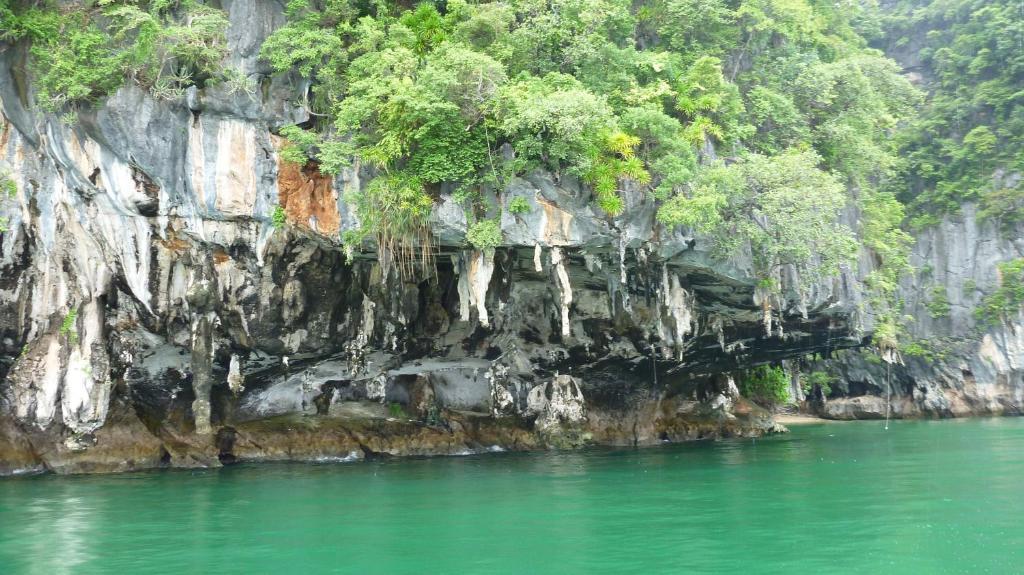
<box><xmin>813</xmin><ymin>208</ymin><xmax>1024</xmax><ymax>420</ymax></box>
<box><xmin>0</xmin><ymin>1</ymin><xmax>1017</xmax><ymax>476</ymax></box>
<box><xmin>0</xmin><ymin>1</ymin><xmax>853</xmax><ymax>474</ymax></box>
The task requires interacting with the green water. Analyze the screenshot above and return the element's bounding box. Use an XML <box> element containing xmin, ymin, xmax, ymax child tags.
<box><xmin>1</xmin><ymin>419</ymin><xmax>1022</xmax><ymax>574</ymax></box>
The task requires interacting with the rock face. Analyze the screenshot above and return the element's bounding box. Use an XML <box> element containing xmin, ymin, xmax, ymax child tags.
<box><xmin>0</xmin><ymin>2</ymin><xmax>1011</xmax><ymax>475</ymax></box>
<box><xmin>802</xmin><ymin>4</ymin><xmax>1024</xmax><ymax>418</ymax></box>
<box><xmin>815</xmin><ymin>207</ymin><xmax>1024</xmax><ymax>419</ymax></box>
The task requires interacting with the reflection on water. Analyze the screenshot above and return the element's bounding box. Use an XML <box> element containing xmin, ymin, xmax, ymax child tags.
<box><xmin>1</xmin><ymin>418</ymin><xmax>1023</xmax><ymax>574</ymax></box>
<box><xmin>18</xmin><ymin>491</ymin><xmax>94</xmax><ymax>575</ymax></box>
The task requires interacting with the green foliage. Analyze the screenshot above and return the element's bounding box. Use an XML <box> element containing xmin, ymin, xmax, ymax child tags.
<box><xmin>744</xmin><ymin>86</ymin><xmax>807</xmax><ymax>155</ymax></box>
<box><xmin>271</xmin><ymin>206</ymin><xmax>287</xmax><ymax>230</ymax></box>
<box><xmin>900</xmin><ymin>339</ymin><xmax>947</xmax><ymax>363</ymax></box>
<box><xmin>618</xmin><ymin>104</ymin><xmax>697</xmax><ymax>199</ymax></box>
<box><xmin>8</xmin><ymin>9</ymin><xmax>125</xmax><ymax>111</ymax></box>
<box><xmin>3</xmin><ymin>1</ymin><xmax>232</xmax><ymax>111</ymax></box>
<box><xmin>466</xmin><ymin>219</ymin><xmax>502</xmax><ymax>251</ymax></box>
<box><xmin>1</xmin><ymin>173</ymin><xmax>15</xmax><ymax>199</ymax></box>
<box><xmin>277</xmin><ymin>125</ymin><xmax>320</xmax><ymax>167</ymax></box>
<box><xmin>977</xmin><ymin>186</ymin><xmax>1024</xmax><ymax>233</ymax></box>
<box><xmin>0</xmin><ymin>168</ymin><xmax>14</xmax><ymax>233</ymax></box>
<box><xmin>491</xmin><ymin>73</ymin><xmax>616</xmax><ymax>176</ymax></box>
<box><xmin>975</xmin><ymin>259</ymin><xmax>1024</xmax><ymax>326</ymax></box>
<box><xmin>59</xmin><ymin>308</ymin><xmax>78</xmax><ymax>345</ymax></box>
<box><xmin>676</xmin><ymin>56</ymin><xmax>748</xmax><ymax>145</ymax></box>
<box><xmin>857</xmin><ymin>184</ymin><xmax>914</xmax><ymax>351</ymax></box>
<box><xmin>861</xmin><ymin>190</ymin><xmax>912</xmax><ymax>347</ymax></box>
<box><xmin>655</xmin><ymin>0</ymin><xmax>738</xmax><ymax>59</ymax></box>
<box><xmin>345</xmin><ymin>172</ymin><xmax>436</xmax><ymax>278</ymax></box>
<box><xmin>881</xmin><ymin>0</ymin><xmax>1024</xmax><ymax>220</ymax></box>
<box><xmin>790</xmin><ymin>54</ymin><xmax>920</xmax><ymax>186</ymax></box>
<box><xmin>739</xmin><ymin>365</ymin><xmax>790</xmax><ymax>406</ymax></box>
<box><xmin>507</xmin><ymin>196</ymin><xmax>531</xmax><ymax>215</ymax></box>
<box><xmin>802</xmin><ymin>371</ymin><xmax>832</xmax><ymax>397</ymax></box>
<box><xmin>400</xmin><ymin>3</ymin><xmax>448</xmax><ymax>56</ymax></box>
<box><xmin>658</xmin><ymin>149</ymin><xmax>857</xmax><ymax>286</ymax></box>
<box><xmin>254</xmin><ymin>0</ymin><xmax>917</xmax><ymax>291</ymax></box>
<box><xmin>871</xmin><ymin>315</ymin><xmax>900</xmax><ymax>353</ymax></box>
<box><xmin>388</xmin><ymin>402</ymin><xmax>405</xmax><ymax>418</ymax></box>
<box><xmin>582</xmin><ymin>131</ymin><xmax>650</xmax><ymax>215</ymax></box>
<box><xmin>926</xmin><ymin>285</ymin><xmax>951</xmax><ymax>319</ymax></box>
<box><xmin>861</xmin><ymin>191</ymin><xmax>912</xmax><ymax>294</ymax></box>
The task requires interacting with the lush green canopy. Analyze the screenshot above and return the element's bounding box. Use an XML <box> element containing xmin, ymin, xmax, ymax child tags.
<box><xmin>7</xmin><ymin>0</ymin><xmax>1016</xmax><ymax>345</ymax></box>
<box><xmin>877</xmin><ymin>0</ymin><xmax>1024</xmax><ymax>229</ymax></box>
<box><xmin>252</xmin><ymin>0</ymin><xmax>920</xmax><ymax>287</ymax></box>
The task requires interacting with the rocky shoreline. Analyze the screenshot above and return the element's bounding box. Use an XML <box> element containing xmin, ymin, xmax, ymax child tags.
<box><xmin>1</xmin><ymin>390</ymin><xmax>781</xmax><ymax>476</ymax></box>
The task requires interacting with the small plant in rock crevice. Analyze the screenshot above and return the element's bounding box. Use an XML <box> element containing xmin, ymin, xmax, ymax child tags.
<box><xmin>466</xmin><ymin>219</ymin><xmax>502</xmax><ymax>252</ymax></box>
<box><xmin>801</xmin><ymin>371</ymin><xmax>833</xmax><ymax>398</ymax></box>
<box><xmin>0</xmin><ymin>170</ymin><xmax>15</xmax><ymax>233</ymax></box>
<box><xmin>60</xmin><ymin>308</ymin><xmax>79</xmax><ymax>345</ymax></box>
<box><xmin>507</xmin><ymin>196</ymin><xmax>531</xmax><ymax>215</ymax></box>
<box><xmin>926</xmin><ymin>285</ymin><xmax>951</xmax><ymax>319</ymax></box>
<box><xmin>271</xmin><ymin>205</ymin><xmax>287</xmax><ymax>230</ymax></box>
<box><xmin>976</xmin><ymin>259</ymin><xmax>1024</xmax><ymax>326</ymax></box>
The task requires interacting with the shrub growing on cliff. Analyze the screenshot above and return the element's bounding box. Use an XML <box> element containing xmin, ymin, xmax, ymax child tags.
<box><xmin>277</xmin><ymin>125</ymin><xmax>321</xmax><ymax>167</ymax></box>
<box><xmin>581</xmin><ymin>131</ymin><xmax>651</xmax><ymax>216</ymax></box>
<box><xmin>926</xmin><ymin>286</ymin><xmax>951</xmax><ymax>319</ymax></box>
<box><xmin>271</xmin><ymin>206</ymin><xmax>287</xmax><ymax>230</ymax></box>
<box><xmin>657</xmin><ymin>149</ymin><xmax>857</xmax><ymax>288</ymax></box>
<box><xmin>975</xmin><ymin>259</ymin><xmax>1024</xmax><ymax>326</ymax></box>
<box><xmin>738</xmin><ymin>365</ymin><xmax>789</xmax><ymax>406</ymax></box>
<box><xmin>0</xmin><ymin>169</ymin><xmax>14</xmax><ymax>232</ymax></box>
<box><xmin>345</xmin><ymin>173</ymin><xmax>436</xmax><ymax>279</ymax></box>
<box><xmin>2</xmin><ymin>1</ymin><xmax>231</xmax><ymax>111</ymax></box>
<box><xmin>507</xmin><ymin>196</ymin><xmax>530</xmax><ymax>215</ymax></box>
<box><xmin>466</xmin><ymin>219</ymin><xmax>502</xmax><ymax>252</ymax></box>
<box><xmin>59</xmin><ymin>308</ymin><xmax>78</xmax><ymax>345</ymax></box>
<box><xmin>802</xmin><ymin>372</ymin><xmax>832</xmax><ymax>397</ymax></box>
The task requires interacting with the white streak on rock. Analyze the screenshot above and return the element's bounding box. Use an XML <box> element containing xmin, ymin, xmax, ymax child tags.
<box><xmin>213</xmin><ymin>120</ymin><xmax>257</xmax><ymax>216</ymax></box>
<box><xmin>457</xmin><ymin>251</ymin><xmax>495</xmax><ymax>327</ymax></box>
<box><xmin>228</xmin><ymin>354</ymin><xmax>245</xmax><ymax>395</ymax></box>
<box><xmin>469</xmin><ymin>250</ymin><xmax>495</xmax><ymax>328</ymax></box>
<box><xmin>660</xmin><ymin>266</ymin><xmax>694</xmax><ymax>358</ymax></box>
<box><xmin>551</xmin><ymin>247</ymin><xmax>572</xmax><ymax>337</ymax></box>
<box><xmin>60</xmin><ymin>300</ymin><xmax>112</xmax><ymax>434</ymax></box>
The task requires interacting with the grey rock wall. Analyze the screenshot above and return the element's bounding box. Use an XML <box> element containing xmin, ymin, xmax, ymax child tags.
<box><xmin>818</xmin><ymin>206</ymin><xmax>1024</xmax><ymax>419</ymax></box>
<box><xmin>5</xmin><ymin>1</ymin><xmax>1016</xmax><ymax>473</ymax></box>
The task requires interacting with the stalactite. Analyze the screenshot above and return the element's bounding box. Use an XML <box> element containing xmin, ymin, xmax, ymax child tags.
<box><xmin>753</xmin><ymin>284</ymin><xmax>773</xmax><ymax>336</ymax></box>
<box><xmin>551</xmin><ymin>247</ymin><xmax>572</xmax><ymax>338</ymax></box>
<box><xmin>714</xmin><ymin>316</ymin><xmax>725</xmax><ymax>351</ymax></box>
<box><xmin>190</xmin><ymin>314</ymin><xmax>214</xmax><ymax>435</ymax></box>
<box><xmin>618</xmin><ymin>237</ymin><xmax>627</xmax><ymax>284</ymax></box>
<box><xmin>458</xmin><ymin>250</ymin><xmax>496</xmax><ymax>327</ymax></box>
<box><xmin>659</xmin><ymin>265</ymin><xmax>694</xmax><ymax>359</ymax></box>
<box><xmin>227</xmin><ymin>354</ymin><xmax>244</xmax><ymax>396</ymax></box>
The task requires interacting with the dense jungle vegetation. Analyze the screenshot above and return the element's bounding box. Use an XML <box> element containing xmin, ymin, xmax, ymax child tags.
<box><xmin>0</xmin><ymin>0</ymin><xmax>1021</xmax><ymax>346</ymax></box>
<box><xmin>874</xmin><ymin>0</ymin><xmax>1024</xmax><ymax>230</ymax></box>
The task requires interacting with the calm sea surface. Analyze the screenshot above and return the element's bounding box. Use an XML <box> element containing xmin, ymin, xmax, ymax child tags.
<box><xmin>1</xmin><ymin>418</ymin><xmax>1022</xmax><ymax>574</ymax></box>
